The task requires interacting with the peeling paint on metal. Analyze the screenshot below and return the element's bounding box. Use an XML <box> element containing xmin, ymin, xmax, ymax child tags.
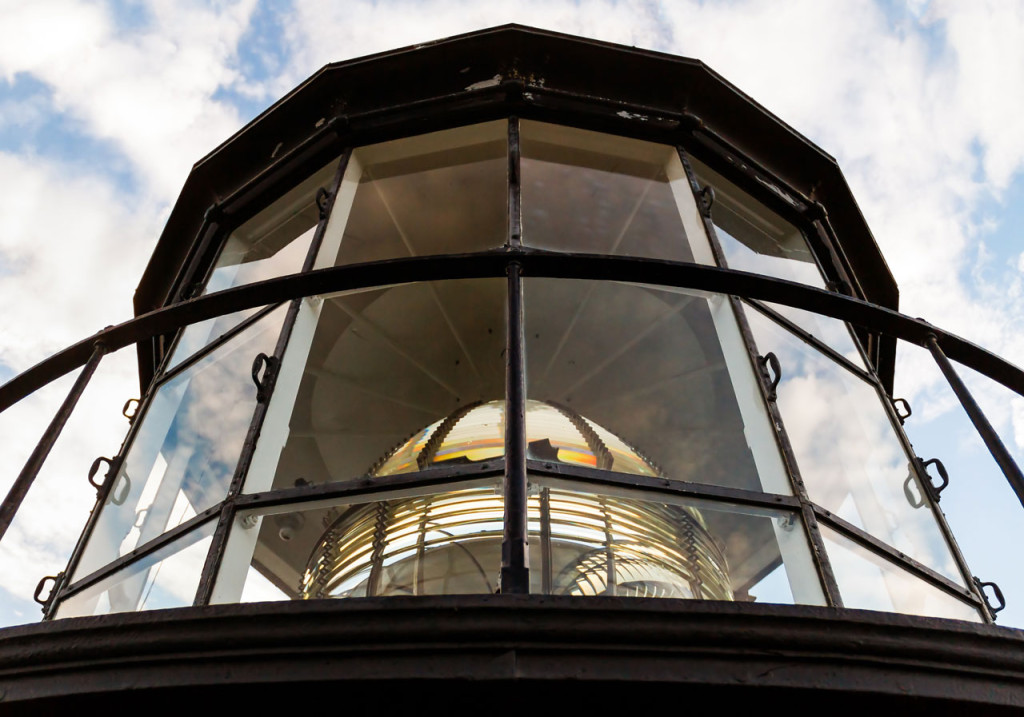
<box><xmin>466</xmin><ymin>74</ymin><xmax>502</xmax><ymax>91</ymax></box>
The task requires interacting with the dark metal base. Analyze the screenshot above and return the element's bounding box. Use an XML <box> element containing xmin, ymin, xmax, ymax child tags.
<box><xmin>2</xmin><ymin>597</ymin><xmax>1024</xmax><ymax>714</ymax></box>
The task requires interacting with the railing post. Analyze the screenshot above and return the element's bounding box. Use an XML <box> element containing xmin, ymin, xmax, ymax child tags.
<box><xmin>0</xmin><ymin>339</ymin><xmax>107</xmax><ymax>546</ymax></box>
<box><xmin>925</xmin><ymin>334</ymin><xmax>1024</xmax><ymax>510</ymax></box>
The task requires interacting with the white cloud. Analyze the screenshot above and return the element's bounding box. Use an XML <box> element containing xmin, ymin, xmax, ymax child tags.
<box><xmin>0</xmin><ymin>0</ymin><xmax>259</xmax><ymax>200</ymax></box>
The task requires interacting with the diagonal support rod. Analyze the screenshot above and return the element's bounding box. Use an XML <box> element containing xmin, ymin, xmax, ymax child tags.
<box><xmin>0</xmin><ymin>340</ymin><xmax>107</xmax><ymax>547</ymax></box>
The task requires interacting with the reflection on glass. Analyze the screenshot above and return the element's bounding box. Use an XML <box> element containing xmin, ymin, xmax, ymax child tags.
<box><xmin>521</xmin><ymin>120</ymin><xmax>695</xmax><ymax>262</ymax></box>
<box><xmin>251</xmin><ymin>280</ymin><xmax>506</xmax><ymax>491</ymax></box>
<box><xmin>167</xmin><ymin>158</ymin><xmax>338</xmax><ymax>368</ymax></box>
<box><xmin>686</xmin><ymin>155</ymin><xmax>860</xmax><ymax>351</ymax></box>
<box><xmin>58</xmin><ymin>520</ymin><xmax>214</xmax><ymax>618</ymax></box>
<box><xmin>320</xmin><ymin>122</ymin><xmax>506</xmax><ymax>267</ymax></box>
<box><xmin>689</xmin><ymin>155</ymin><xmax>824</xmax><ymax>287</ymax></box>
<box><xmin>217</xmin><ymin>484</ymin><xmax>502</xmax><ymax>601</ymax></box>
<box><xmin>527</xmin><ymin>480</ymin><xmax>822</xmax><ymax>604</ymax></box>
<box><xmin>525</xmin><ymin>279</ymin><xmax>791</xmax><ymax>494</ymax></box>
<box><xmin>73</xmin><ymin>306</ymin><xmax>287</xmax><ymax>579</ymax></box>
<box><xmin>821</xmin><ymin>526</ymin><xmax>980</xmax><ymax>621</ymax></box>
<box><xmin>760</xmin><ymin>302</ymin><xmax>866</xmax><ymax>370</ymax></box>
<box><xmin>215</xmin><ymin>479</ymin><xmax>821</xmax><ymax>605</ymax></box>
<box><xmin>743</xmin><ymin>308</ymin><xmax>964</xmax><ymax>584</ymax></box>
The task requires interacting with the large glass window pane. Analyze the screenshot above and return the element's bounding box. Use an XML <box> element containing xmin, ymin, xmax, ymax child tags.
<box><xmin>527</xmin><ymin>478</ymin><xmax>823</xmax><ymax>605</ymax></box>
<box><xmin>316</xmin><ymin>122</ymin><xmax>506</xmax><ymax>268</ymax></box>
<box><xmin>213</xmin><ymin>479</ymin><xmax>822</xmax><ymax>606</ymax></box>
<box><xmin>73</xmin><ymin>306</ymin><xmax>287</xmax><ymax>579</ymax></box>
<box><xmin>167</xmin><ymin>158</ymin><xmax>339</xmax><ymax>369</ymax></box>
<box><xmin>742</xmin><ymin>307</ymin><xmax>965</xmax><ymax>584</ymax></box>
<box><xmin>685</xmin><ymin>155</ymin><xmax>863</xmax><ymax>358</ymax></box>
<box><xmin>759</xmin><ymin>302</ymin><xmax>867</xmax><ymax>370</ymax></box>
<box><xmin>520</xmin><ymin>121</ymin><xmax>699</xmax><ymax>262</ymax></box>
<box><xmin>525</xmin><ymin>279</ymin><xmax>792</xmax><ymax>495</ymax></box>
<box><xmin>821</xmin><ymin>526</ymin><xmax>981</xmax><ymax>621</ymax></box>
<box><xmin>689</xmin><ymin>155</ymin><xmax>825</xmax><ymax>288</ymax></box>
<box><xmin>895</xmin><ymin>341</ymin><xmax>1024</xmax><ymax>628</ymax></box>
<box><xmin>212</xmin><ymin>482</ymin><xmax>502</xmax><ymax>603</ymax></box>
<box><xmin>244</xmin><ymin>279</ymin><xmax>506</xmax><ymax>493</ymax></box>
<box><xmin>58</xmin><ymin>520</ymin><xmax>215</xmax><ymax>618</ymax></box>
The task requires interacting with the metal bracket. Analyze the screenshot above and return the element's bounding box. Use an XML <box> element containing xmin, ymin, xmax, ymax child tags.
<box><xmin>122</xmin><ymin>397</ymin><xmax>140</xmax><ymax>424</ymax></box>
<box><xmin>757</xmin><ymin>352</ymin><xmax>781</xmax><ymax>402</ymax></box>
<box><xmin>87</xmin><ymin>456</ymin><xmax>113</xmax><ymax>495</ymax></box>
<box><xmin>33</xmin><ymin>572</ymin><xmax>63</xmax><ymax>610</ymax></box>
<box><xmin>316</xmin><ymin>187</ymin><xmax>330</xmax><ymax>221</ymax></box>
<box><xmin>974</xmin><ymin>577</ymin><xmax>1006</xmax><ymax>615</ymax></box>
<box><xmin>698</xmin><ymin>185</ymin><xmax>715</xmax><ymax>218</ymax></box>
<box><xmin>890</xmin><ymin>396</ymin><xmax>912</xmax><ymax>425</ymax></box>
<box><xmin>905</xmin><ymin>457</ymin><xmax>949</xmax><ymax>507</ymax></box>
<box><xmin>919</xmin><ymin>457</ymin><xmax>950</xmax><ymax>501</ymax></box>
<box><xmin>251</xmin><ymin>353</ymin><xmax>280</xmax><ymax>403</ymax></box>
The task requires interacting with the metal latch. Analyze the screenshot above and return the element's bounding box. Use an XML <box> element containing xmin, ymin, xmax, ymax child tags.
<box><xmin>889</xmin><ymin>396</ymin><xmax>912</xmax><ymax>425</ymax></box>
<box><xmin>316</xmin><ymin>187</ymin><xmax>330</xmax><ymax>220</ymax></box>
<box><xmin>974</xmin><ymin>577</ymin><xmax>1006</xmax><ymax>615</ymax></box>
<box><xmin>251</xmin><ymin>353</ymin><xmax>281</xmax><ymax>403</ymax></box>
<box><xmin>698</xmin><ymin>185</ymin><xmax>715</xmax><ymax>217</ymax></box>
<box><xmin>757</xmin><ymin>352</ymin><xmax>781</xmax><ymax>402</ymax></box>
<box><xmin>122</xmin><ymin>397</ymin><xmax>140</xmax><ymax>423</ymax></box>
<box><xmin>904</xmin><ymin>457</ymin><xmax>949</xmax><ymax>507</ymax></box>
<box><xmin>33</xmin><ymin>571</ymin><xmax>64</xmax><ymax>613</ymax></box>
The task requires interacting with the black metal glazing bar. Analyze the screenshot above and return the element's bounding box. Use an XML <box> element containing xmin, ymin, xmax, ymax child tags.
<box><xmin>527</xmin><ymin>460</ymin><xmax>800</xmax><ymax>512</ymax></box>
<box><xmin>58</xmin><ymin>508</ymin><xmax>220</xmax><ymax>601</ymax></box>
<box><xmin>743</xmin><ymin>299</ymin><xmax>874</xmax><ymax>384</ymax></box>
<box><xmin>678</xmin><ymin>147</ymin><xmax>844</xmax><ymax>608</ymax></box>
<box><xmin>508</xmin><ymin>117</ymin><xmax>522</xmax><ymax>248</ymax></box>
<box><xmin>156</xmin><ymin>303</ymin><xmax>283</xmax><ymax>386</ymax></box>
<box><xmin>926</xmin><ymin>334</ymin><xmax>1024</xmax><ymax>511</ymax></box>
<box><xmin>501</xmin><ymin>262</ymin><xmax>529</xmax><ymax>593</ymax></box>
<box><xmin>0</xmin><ymin>340</ymin><xmax>106</xmax><ymax>548</ymax></box>
<box><xmin>301</xmin><ymin>149</ymin><xmax>352</xmax><ymax>273</ymax></box>
<box><xmin>233</xmin><ymin>461</ymin><xmax>506</xmax><ymax>512</ymax></box>
<box><xmin>813</xmin><ymin>505</ymin><xmax>982</xmax><ymax>607</ymax></box>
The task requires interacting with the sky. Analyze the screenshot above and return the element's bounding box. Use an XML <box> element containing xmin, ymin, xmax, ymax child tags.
<box><xmin>0</xmin><ymin>0</ymin><xmax>1023</xmax><ymax>627</ymax></box>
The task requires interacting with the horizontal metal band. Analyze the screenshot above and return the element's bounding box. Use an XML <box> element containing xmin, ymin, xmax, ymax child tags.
<box><xmin>3</xmin><ymin>251</ymin><xmax>1022</xmax><ymax>414</ymax></box>
<box><xmin>3</xmin><ymin>597</ymin><xmax>1024</xmax><ymax>711</ymax></box>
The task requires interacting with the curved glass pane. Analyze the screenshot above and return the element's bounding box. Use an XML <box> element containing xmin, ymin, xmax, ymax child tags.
<box><xmin>742</xmin><ymin>307</ymin><xmax>964</xmax><ymax>584</ymax></box>
<box><xmin>689</xmin><ymin>155</ymin><xmax>825</xmax><ymax>288</ymax></box>
<box><xmin>521</xmin><ymin>120</ymin><xmax>696</xmax><ymax>262</ymax></box>
<box><xmin>317</xmin><ymin>121</ymin><xmax>507</xmax><ymax>268</ymax></box>
<box><xmin>212</xmin><ymin>481</ymin><xmax>823</xmax><ymax>606</ymax></box>
<box><xmin>58</xmin><ymin>520</ymin><xmax>214</xmax><ymax>618</ymax></box>
<box><xmin>525</xmin><ymin>279</ymin><xmax>792</xmax><ymax>495</ymax></box>
<box><xmin>245</xmin><ymin>280</ymin><xmax>506</xmax><ymax>492</ymax></box>
<box><xmin>213</xmin><ymin>482</ymin><xmax>502</xmax><ymax>602</ymax></box>
<box><xmin>73</xmin><ymin>306</ymin><xmax>287</xmax><ymax>579</ymax></box>
<box><xmin>760</xmin><ymin>301</ymin><xmax>867</xmax><ymax>370</ymax></box>
<box><xmin>821</xmin><ymin>526</ymin><xmax>980</xmax><ymax>621</ymax></box>
<box><xmin>166</xmin><ymin>157</ymin><xmax>339</xmax><ymax>369</ymax></box>
<box><xmin>527</xmin><ymin>479</ymin><xmax>822</xmax><ymax>605</ymax></box>
<box><xmin>895</xmin><ymin>341</ymin><xmax>1024</xmax><ymax>628</ymax></box>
